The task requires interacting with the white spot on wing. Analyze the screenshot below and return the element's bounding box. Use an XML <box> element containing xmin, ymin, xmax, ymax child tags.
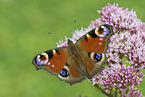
<box><xmin>100</xmin><ymin>38</ymin><xmax>103</xmax><ymax>40</ymax></box>
<box><xmin>48</xmin><ymin>62</ymin><xmax>50</xmax><ymax>66</ymax></box>
<box><xmin>52</xmin><ymin>65</ymin><xmax>54</xmax><ymax>67</ymax></box>
<box><xmin>99</xmin><ymin>43</ymin><xmax>102</xmax><ymax>45</ymax></box>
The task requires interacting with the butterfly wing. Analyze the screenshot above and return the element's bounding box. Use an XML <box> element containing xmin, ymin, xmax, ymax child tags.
<box><xmin>32</xmin><ymin>48</ymin><xmax>68</xmax><ymax>75</ymax></box>
<box><xmin>84</xmin><ymin>52</ymin><xmax>106</xmax><ymax>78</ymax></box>
<box><xmin>76</xmin><ymin>24</ymin><xmax>113</xmax><ymax>78</ymax></box>
<box><xmin>77</xmin><ymin>24</ymin><xmax>113</xmax><ymax>53</ymax></box>
<box><xmin>32</xmin><ymin>47</ymin><xmax>85</xmax><ymax>85</ymax></box>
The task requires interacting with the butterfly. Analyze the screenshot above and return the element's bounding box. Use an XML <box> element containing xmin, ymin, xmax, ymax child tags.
<box><xmin>32</xmin><ymin>24</ymin><xmax>113</xmax><ymax>85</ymax></box>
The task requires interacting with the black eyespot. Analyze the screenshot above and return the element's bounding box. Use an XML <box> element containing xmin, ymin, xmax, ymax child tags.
<box><xmin>59</xmin><ymin>68</ymin><xmax>69</xmax><ymax>77</ymax></box>
<box><xmin>94</xmin><ymin>53</ymin><xmax>102</xmax><ymax>62</ymax></box>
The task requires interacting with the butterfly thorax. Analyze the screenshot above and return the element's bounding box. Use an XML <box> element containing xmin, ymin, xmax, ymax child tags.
<box><xmin>67</xmin><ymin>40</ymin><xmax>87</xmax><ymax>75</ymax></box>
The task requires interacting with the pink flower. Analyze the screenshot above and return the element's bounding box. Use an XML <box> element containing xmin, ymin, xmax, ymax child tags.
<box><xmin>124</xmin><ymin>85</ymin><xmax>142</xmax><ymax>97</ymax></box>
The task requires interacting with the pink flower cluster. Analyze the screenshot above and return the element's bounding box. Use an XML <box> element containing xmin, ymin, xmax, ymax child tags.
<box><xmin>97</xmin><ymin>3</ymin><xmax>145</xmax><ymax>69</ymax></box>
<box><xmin>124</xmin><ymin>85</ymin><xmax>142</xmax><ymax>97</ymax></box>
<box><xmin>93</xmin><ymin>65</ymin><xmax>143</xmax><ymax>92</ymax></box>
<box><xmin>57</xmin><ymin>3</ymin><xmax>145</xmax><ymax>96</ymax></box>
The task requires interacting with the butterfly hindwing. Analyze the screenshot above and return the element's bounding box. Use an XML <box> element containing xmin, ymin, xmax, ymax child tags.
<box><xmin>58</xmin><ymin>56</ymin><xmax>86</xmax><ymax>85</ymax></box>
<box><xmin>84</xmin><ymin>52</ymin><xmax>106</xmax><ymax>78</ymax></box>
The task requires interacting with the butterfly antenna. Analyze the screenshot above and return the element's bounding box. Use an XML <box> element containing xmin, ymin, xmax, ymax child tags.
<box><xmin>48</xmin><ymin>32</ymin><xmax>62</xmax><ymax>40</ymax></box>
<box><xmin>72</xmin><ymin>18</ymin><xmax>79</xmax><ymax>37</ymax></box>
<box><xmin>72</xmin><ymin>18</ymin><xmax>76</xmax><ymax>33</ymax></box>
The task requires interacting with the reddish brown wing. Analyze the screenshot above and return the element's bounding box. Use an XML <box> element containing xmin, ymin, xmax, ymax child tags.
<box><xmin>79</xmin><ymin>37</ymin><xmax>106</xmax><ymax>53</ymax></box>
<box><xmin>76</xmin><ymin>25</ymin><xmax>113</xmax><ymax>78</ymax></box>
<box><xmin>32</xmin><ymin>47</ymin><xmax>86</xmax><ymax>85</ymax></box>
<box><xmin>68</xmin><ymin>62</ymin><xmax>86</xmax><ymax>85</ymax></box>
<box><xmin>77</xmin><ymin>24</ymin><xmax>113</xmax><ymax>53</ymax></box>
<box><xmin>32</xmin><ymin>48</ymin><xmax>68</xmax><ymax>75</ymax></box>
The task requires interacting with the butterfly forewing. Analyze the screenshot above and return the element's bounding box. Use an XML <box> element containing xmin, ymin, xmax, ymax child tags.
<box><xmin>77</xmin><ymin>24</ymin><xmax>113</xmax><ymax>53</ymax></box>
<box><xmin>32</xmin><ymin>48</ymin><xmax>68</xmax><ymax>74</ymax></box>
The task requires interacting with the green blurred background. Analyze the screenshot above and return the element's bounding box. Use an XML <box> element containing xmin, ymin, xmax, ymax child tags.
<box><xmin>0</xmin><ymin>0</ymin><xmax>145</xmax><ymax>97</ymax></box>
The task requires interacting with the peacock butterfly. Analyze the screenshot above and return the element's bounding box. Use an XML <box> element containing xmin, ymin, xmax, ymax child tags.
<box><xmin>32</xmin><ymin>24</ymin><xmax>113</xmax><ymax>85</ymax></box>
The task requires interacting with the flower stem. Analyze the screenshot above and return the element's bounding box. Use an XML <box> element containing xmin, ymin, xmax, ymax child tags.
<box><xmin>115</xmin><ymin>89</ymin><xmax>117</xmax><ymax>97</ymax></box>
